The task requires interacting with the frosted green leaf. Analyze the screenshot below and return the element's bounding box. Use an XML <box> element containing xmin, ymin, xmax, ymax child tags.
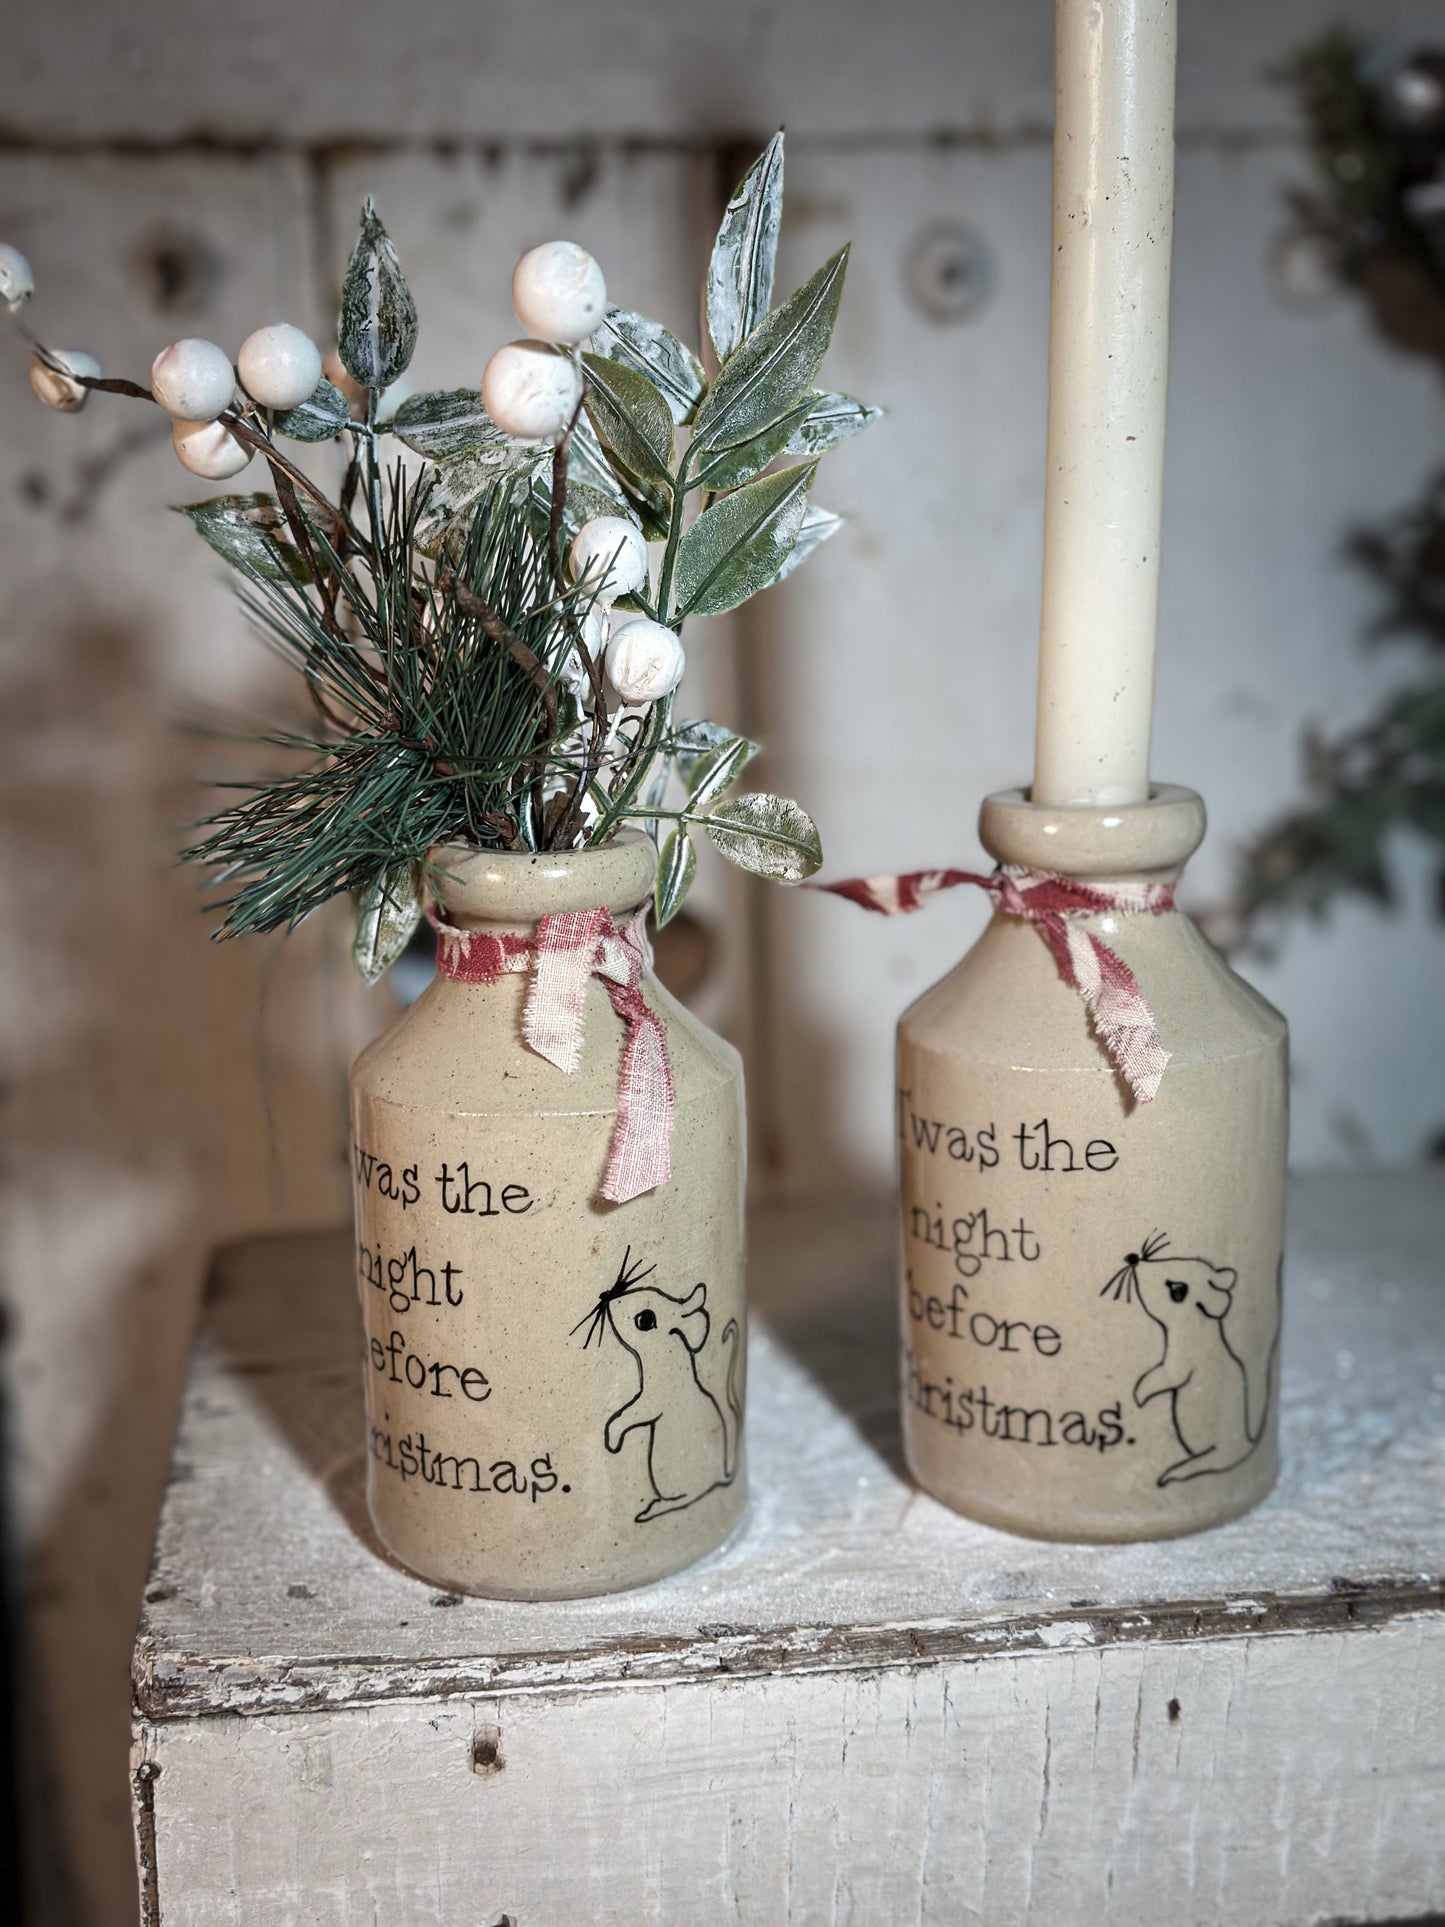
<box><xmin>693</xmin><ymin>248</ymin><xmax>848</xmax><ymax>455</ymax></box>
<box><xmin>774</xmin><ymin>503</ymin><xmax>843</xmax><ymax>583</ymax></box>
<box><xmin>272</xmin><ymin>378</ymin><xmax>350</xmax><ymax>443</ymax></box>
<box><xmin>389</xmin><ymin>389</ymin><xmax>515</xmax><ymax>462</ymax></box>
<box><xmin>337</xmin><ymin>199</ymin><xmax>418</xmax><ymax>392</ymax></box>
<box><xmin>176</xmin><ymin>493</ymin><xmax>309</xmax><ymax>584</ymax></box>
<box><xmin>672</xmin><ymin>719</ymin><xmax>739</xmax><ymax>783</ymax></box>
<box><xmin>703</xmin><ymin>794</ymin><xmax>823</xmax><ymax>882</ymax></box>
<box><xmin>686</xmin><ymin>733</ymin><xmax>760</xmax><ymax>808</ymax></box>
<box><xmin>783</xmin><ymin>390</ymin><xmax>883</xmax><ymax>456</ymax></box>
<box><xmin>672</xmin><ymin>461</ymin><xmax>816</xmax><ymax>619</ymax></box>
<box><xmin>653</xmin><ymin>827</ymin><xmax>697</xmax><ymax>928</ymax></box>
<box><xmin>592</xmin><ymin>308</ymin><xmax>705</xmax><ymax>425</ymax></box>
<box><xmin>568</xmin><ymin>415</ymin><xmax>632</xmax><ymax>506</ymax></box>
<box><xmin>689</xmin><ymin>391</ymin><xmax>815</xmax><ymax>495</ymax></box>
<box><xmin>354</xmin><ymin>861</ymin><xmax>424</xmax><ymax>985</ymax></box>
<box><xmin>521</xmin><ymin>471</ymin><xmax>626</xmax><ymax>552</ymax></box>
<box><xmin>707</xmin><ymin>134</ymin><xmax>785</xmax><ymax>364</ymax></box>
<box><xmin>425</xmin><ymin>439</ymin><xmax>546</xmax><ymax>521</ymax></box>
<box><xmin>581</xmin><ymin>353</ymin><xmax>675</xmax><ymax>496</ymax></box>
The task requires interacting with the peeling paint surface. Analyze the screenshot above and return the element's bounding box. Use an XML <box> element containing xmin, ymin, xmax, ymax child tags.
<box><xmin>133</xmin><ymin>1174</ymin><xmax>1445</xmax><ymax>1920</ymax></box>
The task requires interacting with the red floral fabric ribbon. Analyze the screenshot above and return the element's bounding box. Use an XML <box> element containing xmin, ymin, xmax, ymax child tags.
<box><xmin>814</xmin><ymin>866</ymin><xmax>1177</xmax><ymax>1103</ymax></box>
<box><xmin>429</xmin><ymin>904</ymin><xmax>675</xmax><ymax>1203</ymax></box>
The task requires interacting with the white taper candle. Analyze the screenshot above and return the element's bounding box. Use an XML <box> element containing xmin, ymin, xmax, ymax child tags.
<box><xmin>1033</xmin><ymin>0</ymin><xmax>1177</xmax><ymax>809</ymax></box>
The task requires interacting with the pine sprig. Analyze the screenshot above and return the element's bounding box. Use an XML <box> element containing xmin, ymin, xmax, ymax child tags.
<box><xmin>184</xmin><ymin>474</ymin><xmax>599</xmax><ymax>935</ymax></box>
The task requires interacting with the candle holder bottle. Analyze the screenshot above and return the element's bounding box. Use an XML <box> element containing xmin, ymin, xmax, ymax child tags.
<box><xmin>896</xmin><ymin>784</ymin><xmax>1287</xmax><ymax>1541</ymax></box>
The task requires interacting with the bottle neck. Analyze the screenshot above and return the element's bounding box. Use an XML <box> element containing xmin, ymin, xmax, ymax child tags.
<box><xmin>430</xmin><ymin>832</ymin><xmax>657</xmax><ymax>934</ymax></box>
<box><xmin>979</xmin><ymin>783</ymin><xmax>1205</xmax><ymax>890</ymax></box>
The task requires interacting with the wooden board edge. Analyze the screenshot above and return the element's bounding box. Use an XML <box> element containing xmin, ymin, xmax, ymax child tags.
<box><xmin>132</xmin><ymin>1573</ymin><xmax>1445</xmax><ymax>1723</ymax></box>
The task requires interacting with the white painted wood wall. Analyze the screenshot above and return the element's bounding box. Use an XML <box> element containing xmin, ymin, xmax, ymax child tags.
<box><xmin>2</xmin><ymin>4</ymin><xmax>1442</xmax><ymax>1921</ymax></box>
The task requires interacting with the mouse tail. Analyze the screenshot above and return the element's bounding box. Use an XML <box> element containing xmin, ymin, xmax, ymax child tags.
<box><xmin>1246</xmin><ymin>1253</ymin><xmax>1284</xmax><ymax>1443</ymax></box>
<box><xmin>721</xmin><ymin>1318</ymin><xmax>743</xmax><ymax>1480</ymax></box>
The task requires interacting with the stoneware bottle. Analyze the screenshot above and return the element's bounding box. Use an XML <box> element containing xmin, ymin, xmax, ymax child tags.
<box><xmin>349</xmin><ymin>832</ymin><xmax>746</xmax><ymax>1598</ymax></box>
<box><xmin>897</xmin><ymin>786</ymin><xmax>1287</xmax><ymax>1541</ymax></box>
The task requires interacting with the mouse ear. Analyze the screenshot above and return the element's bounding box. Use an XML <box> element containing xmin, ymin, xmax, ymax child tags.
<box><xmin>1197</xmin><ymin>1271</ymin><xmax>1235</xmax><ymax>1319</ymax></box>
<box><xmin>671</xmin><ymin>1285</ymin><xmax>711</xmax><ymax>1353</ymax></box>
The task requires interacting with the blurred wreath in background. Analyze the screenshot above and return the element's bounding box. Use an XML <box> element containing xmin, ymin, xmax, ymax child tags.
<box><xmin>1235</xmin><ymin>32</ymin><xmax>1445</xmax><ymax>933</ymax></box>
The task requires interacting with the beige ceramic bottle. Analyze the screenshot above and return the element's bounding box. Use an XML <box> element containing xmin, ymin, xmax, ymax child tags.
<box><xmin>349</xmin><ymin>833</ymin><xmax>746</xmax><ymax>1598</ymax></box>
<box><xmin>897</xmin><ymin>786</ymin><xmax>1287</xmax><ymax>1541</ymax></box>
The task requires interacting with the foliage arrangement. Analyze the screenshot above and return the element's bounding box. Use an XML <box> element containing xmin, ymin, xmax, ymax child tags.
<box><xmin>1237</xmin><ymin>36</ymin><xmax>1445</xmax><ymax>931</ymax></box>
<box><xmin>1</xmin><ymin>134</ymin><xmax>877</xmax><ymax>979</ymax></box>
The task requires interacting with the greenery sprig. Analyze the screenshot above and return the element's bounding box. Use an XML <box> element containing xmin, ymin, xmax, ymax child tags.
<box><xmin>1235</xmin><ymin>37</ymin><xmax>1445</xmax><ymax>937</ymax></box>
<box><xmin>3</xmin><ymin>133</ymin><xmax>878</xmax><ymax>979</ymax></box>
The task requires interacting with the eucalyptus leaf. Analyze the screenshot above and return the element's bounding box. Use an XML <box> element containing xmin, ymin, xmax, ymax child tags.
<box><xmin>175</xmin><ymin>493</ymin><xmax>309</xmax><ymax>584</ymax></box>
<box><xmin>689</xmin><ymin>391</ymin><xmax>815</xmax><ymax>495</ymax></box>
<box><xmin>672</xmin><ymin>461</ymin><xmax>817</xmax><ymax>619</ymax></box>
<box><xmin>774</xmin><ymin>503</ymin><xmax>843</xmax><ymax>583</ymax></box>
<box><xmin>424</xmin><ymin>437</ymin><xmax>547</xmax><ymax>528</ymax></box>
<box><xmin>272</xmin><ymin>378</ymin><xmax>350</xmax><ymax>443</ymax></box>
<box><xmin>353</xmin><ymin>861</ymin><xmax>424</xmax><ymax>985</ymax></box>
<box><xmin>687</xmin><ymin>732</ymin><xmax>760</xmax><ymax>808</ymax></box>
<box><xmin>592</xmin><ymin>308</ymin><xmax>705</xmax><ymax>425</ymax></box>
<box><xmin>702</xmin><ymin>793</ymin><xmax>823</xmax><ymax>882</ymax></box>
<box><xmin>707</xmin><ymin>133</ymin><xmax>785</xmax><ymax>364</ymax></box>
<box><xmin>784</xmin><ymin>390</ymin><xmax>883</xmax><ymax>456</ymax></box>
<box><xmin>389</xmin><ymin>389</ymin><xmax>515</xmax><ymax>462</ymax></box>
<box><xmin>653</xmin><ymin>826</ymin><xmax>697</xmax><ymax>927</ymax></box>
<box><xmin>693</xmin><ymin>248</ymin><xmax>848</xmax><ymax>455</ymax></box>
<box><xmin>581</xmin><ymin>353</ymin><xmax>675</xmax><ymax>497</ymax></box>
<box><xmin>337</xmin><ymin>198</ymin><xmax>418</xmax><ymax>392</ymax></box>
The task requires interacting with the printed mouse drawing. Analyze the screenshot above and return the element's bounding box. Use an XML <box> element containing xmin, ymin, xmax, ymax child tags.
<box><xmin>572</xmin><ymin>1249</ymin><xmax>742</xmax><ymax>1523</ymax></box>
<box><xmin>1102</xmin><ymin>1232</ymin><xmax>1282</xmax><ymax>1487</ymax></box>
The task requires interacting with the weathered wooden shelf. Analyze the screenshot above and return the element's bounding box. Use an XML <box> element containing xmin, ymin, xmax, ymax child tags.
<box><xmin>133</xmin><ymin>1173</ymin><xmax>1445</xmax><ymax>1925</ymax></box>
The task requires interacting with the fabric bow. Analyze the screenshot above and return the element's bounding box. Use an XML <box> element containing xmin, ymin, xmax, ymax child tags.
<box><xmin>814</xmin><ymin>865</ymin><xmax>1176</xmax><ymax>1103</ymax></box>
<box><xmin>430</xmin><ymin>904</ymin><xmax>675</xmax><ymax>1203</ymax></box>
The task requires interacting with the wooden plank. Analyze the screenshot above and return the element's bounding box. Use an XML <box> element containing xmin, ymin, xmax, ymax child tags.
<box><xmin>137</xmin><ymin>1617</ymin><xmax>1445</xmax><ymax>1925</ymax></box>
<box><xmin>133</xmin><ymin>1171</ymin><xmax>1445</xmax><ymax>1919</ymax></box>
<box><xmin>5</xmin><ymin>1</ymin><xmax>1440</xmax><ymax>146</ymax></box>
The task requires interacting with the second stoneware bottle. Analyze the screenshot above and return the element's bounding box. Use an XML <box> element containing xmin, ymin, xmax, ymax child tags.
<box><xmin>896</xmin><ymin>787</ymin><xmax>1287</xmax><ymax>1541</ymax></box>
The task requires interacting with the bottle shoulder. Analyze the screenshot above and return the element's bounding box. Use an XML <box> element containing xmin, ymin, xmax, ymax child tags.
<box><xmin>351</xmin><ymin>972</ymin><xmax>741</xmax><ymax>1112</ymax></box>
<box><xmin>901</xmin><ymin>909</ymin><xmax>1287</xmax><ymax>1071</ymax></box>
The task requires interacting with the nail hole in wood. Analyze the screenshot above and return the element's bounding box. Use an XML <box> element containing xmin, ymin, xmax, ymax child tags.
<box><xmin>132</xmin><ymin>229</ymin><xmax>221</xmax><ymax>315</ymax></box>
<box><xmin>1167</xmin><ymin>1697</ymin><xmax>1182</xmax><ymax>1723</ymax></box>
<box><xmin>472</xmin><ymin>1727</ymin><xmax>504</xmax><ymax>1776</ymax></box>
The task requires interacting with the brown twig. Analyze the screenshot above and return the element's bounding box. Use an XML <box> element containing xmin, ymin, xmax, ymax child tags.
<box><xmin>440</xmin><ymin>573</ymin><xmax>559</xmax><ymax>743</ymax></box>
<box><xmin>547</xmin><ymin>385</ymin><xmax>611</xmax><ymax>846</ymax></box>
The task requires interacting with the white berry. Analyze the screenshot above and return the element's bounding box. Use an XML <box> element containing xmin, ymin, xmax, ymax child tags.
<box><xmin>0</xmin><ymin>243</ymin><xmax>34</xmax><ymax>313</ymax></box>
<box><xmin>151</xmin><ymin>338</ymin><xmax>235</xmax><ymax>422</ymax></box>
<box><xmin>606</xmin><ymin>618</ymin><xmax>685</xmax><ymax>704</ymax></box>
<box><xmin>172</xmin><ymin>417</ymin><xmax>253</xmax><ymax>479</ymax></box>
<box><xmin>28</xmin><ymin>349</ymin><xmax>100</xmax><ymax>412</ymax></box>
<box><xmin>239</xmin><ymin>323</ymin><xmax>323</xmax><ymax>411</ymax></box>
<box><xmin>481</xmin><ymin>340</ymin><xmax>582</xmax><ymax>440</ymax></box>
<box><xmin>569</xmin><ymin>515</ymin><xmax>648</xmax><ymax>602</ymax></box>
<box><xmin>512</xmin><ymin>241</ymin><xmax>607</xmax><ymax>345</ymax></box>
